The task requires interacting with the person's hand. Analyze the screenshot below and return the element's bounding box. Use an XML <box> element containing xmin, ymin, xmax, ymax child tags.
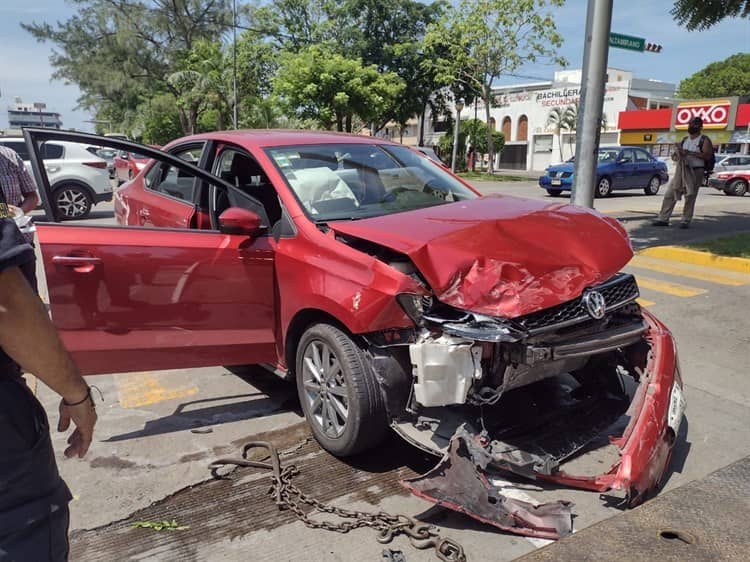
<box><xmin>58</xmin><ymin>395</ymin><xmax>98</xmax><ymax>458</ymax></box>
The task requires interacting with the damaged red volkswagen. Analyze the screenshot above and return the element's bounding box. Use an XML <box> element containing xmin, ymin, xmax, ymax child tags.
<box><xmin>26</xmin><ymin>129</ymin><xmax>685</xmax><ymax>537</ymax></box>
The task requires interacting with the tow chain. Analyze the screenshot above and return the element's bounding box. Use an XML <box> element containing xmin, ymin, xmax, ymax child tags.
<box><xmin>209</xmin><ymin>441</ymin><xmax>466</xmax><ymax>562</ymax></box>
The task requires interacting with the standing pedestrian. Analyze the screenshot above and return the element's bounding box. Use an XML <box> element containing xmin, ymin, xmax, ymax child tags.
<box><xmin>0</xmin><ymin>197</ymin><xmax>97</xmax><ymax>561</ymax></box>
<box><xmin>653</xmin><ymin>117</ymin><xmax>713</xmax><ymax>229</ymax></box>
<box><xmin>0</xmin><ymin>145</ymin><xmax>40</xmax><ymax>289</ymax></box>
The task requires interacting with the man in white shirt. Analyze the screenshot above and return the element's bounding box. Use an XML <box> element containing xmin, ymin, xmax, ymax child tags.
<box><xmin>653</xmin><ymin>116</ymin><xmax>713</xmax><ymax>229</ymax></box>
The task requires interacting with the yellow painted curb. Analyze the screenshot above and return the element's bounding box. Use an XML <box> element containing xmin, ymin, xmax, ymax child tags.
<box><xmin>638</xmin><ymin>246</ymin><xmax>750</xmax><ymax>275</ymax></box>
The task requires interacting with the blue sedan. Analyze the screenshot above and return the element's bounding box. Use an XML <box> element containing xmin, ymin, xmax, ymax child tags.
<box><xmin>539</xmin><ymin>146</ymin><xmax>669</xmax><ymax>197</ymax></box>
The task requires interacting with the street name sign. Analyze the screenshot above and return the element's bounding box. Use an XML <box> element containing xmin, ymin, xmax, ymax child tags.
<box><xmin>609</xmin><ymin>32</ymin><xmax>645</xmax><ymax>52</ymax></box>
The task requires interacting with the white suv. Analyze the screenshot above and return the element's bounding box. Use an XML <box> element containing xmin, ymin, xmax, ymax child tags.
<box><xmin>0</xmin><ymin>137</ymin><xmax>112</xmax><ymax>219</ymax></box>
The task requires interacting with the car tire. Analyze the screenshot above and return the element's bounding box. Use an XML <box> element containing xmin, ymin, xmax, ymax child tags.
<box><xmin>546</xmin><ymin>189</ymin><xmax>563</xmax><ymax>197</ymax></box>
<box><xmin>644</xmin><ymin>175</ymin><xmax>661</xmax><ymax>196</ymax></box>
<box><xmin>53</xmin><ymin>184</ymin><xmax>93</xmax><ymax>219</ymax></box>
<box><xmin>595</xmin><ymin>176</ymin><xmax>612</xmax><ymax>198</ymax></box>
<box><xmin>296</xmin><ymin>323</ymin><xmax>387</xmax><ymax>457</ymax></box>
<box><xmin>724</xmin><ymin>179</ymin><xmax>748</xmax><ymax>197</ymax></box>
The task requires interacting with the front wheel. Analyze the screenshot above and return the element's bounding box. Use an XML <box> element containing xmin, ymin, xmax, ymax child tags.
<box><xmin>296</xmin><ymin>323</ymin><xmax>387</xmax><ymax>456</ymax></box>
<box><xmin>724</xmin><ymin>179</ymin><xmax>748</xmax><ymax>197</ymax></box>
<box><xmin>644</xmin><ymin>175</ymin><xmax>661</xmax><ymax>195</ymax></box>
<box><xmin>595</xmin><ymin>176</ymin><xmax>612</xmax><ymax>198</ymax></box>
<box><xmin>546</xmin><ymin>189</ymin><xmax>563</xmax><ymax>197</ymax></box>
<box><xmin>53</xmin><ymin>184</ymin><xmax>92</xmax><ymax>219</ymax></box>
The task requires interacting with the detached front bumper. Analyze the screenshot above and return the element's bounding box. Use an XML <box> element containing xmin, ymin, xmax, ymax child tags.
<box><xmin>538</xmin><ymin>310</ymin><xmax>683</xmax><ymax>505</ymax></box>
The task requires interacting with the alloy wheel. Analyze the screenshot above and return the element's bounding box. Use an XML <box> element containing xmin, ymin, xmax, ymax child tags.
<box><xmin>55</xmin><ymin>187</ymin><xmax>91</xmax><ymax>218</ymax></box>
<box><xmin>646</xmin><ymin>176</ymin><xmax>660</xmax><ymax>195</ymax></box>
<box><xmin>596</xmin><ymin>177</ymin><xmax>612</xmax><ymax>197</ymax></box>
<box><xmin>301</xmin><ymin>339</ymin><xmax>349</xmax><ymax>438</ymax></box>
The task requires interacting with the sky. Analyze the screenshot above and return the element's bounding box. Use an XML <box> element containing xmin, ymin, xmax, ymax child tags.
<box><xmin>0</xmin><ymin>0</ymin><xmax>748</xmax><ymax>132</ymax></box>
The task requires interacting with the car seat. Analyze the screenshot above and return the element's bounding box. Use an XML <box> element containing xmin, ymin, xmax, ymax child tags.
<box><xmin>222</xmin><ymin>154</ymin><xmax>283</xmax><ymax>227</ymax></box>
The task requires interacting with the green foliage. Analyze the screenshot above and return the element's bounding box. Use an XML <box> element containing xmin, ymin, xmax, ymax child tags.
<box><xmin>137</xmin><ymin>94</ymin><xmax>183</xmax><ymax>145</ymax></box>
<box><xmin>438</xmin><ymin>119</ymin><xmax>504</xmax><ymax>171</ymax></box>
<box><xmin>424</xmin><ymin>0</ymin><xmax>566</xmax><ymax>172</ymax></box>
<box><xmin>22</xmin><ymin>0</ymin><xmax>232</xmax><ymax>136</ymax></box>
<box><xmin>677</xmin><ymin>53</ymin><xmax>750</xmax><ymax>99</ymax></box>
<box><xmin>273</xmin><ymin>45</ymin><xmax>404</xmax><ymax>131</ymax></box>
<box><xmin>672</xmin><ymin>0</ymin><xmax>749</xmax><ymax>30</ymax></box>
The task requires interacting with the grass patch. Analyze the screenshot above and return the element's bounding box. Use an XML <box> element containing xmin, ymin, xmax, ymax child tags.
<box><xmin>687</xmin><ymin>232</ymin><xmax>750</xmax><ymax>259</ymax></box>
<box><xmin>458</xmin><ymin>171</ymin><xmax>532</xmax><ymax>182</ymax></box>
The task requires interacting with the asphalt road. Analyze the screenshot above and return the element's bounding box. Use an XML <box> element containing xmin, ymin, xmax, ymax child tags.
<box><xmin>30</xmin><ymin>180</ymin><xmax>750</xmax><ymax>561</ymax></box>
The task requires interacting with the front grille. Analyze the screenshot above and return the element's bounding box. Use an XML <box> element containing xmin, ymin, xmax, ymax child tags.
<box><xmin>515</xmin><ymin>273</ymin><xmax>640</xmax><ymax>334</ymax></box>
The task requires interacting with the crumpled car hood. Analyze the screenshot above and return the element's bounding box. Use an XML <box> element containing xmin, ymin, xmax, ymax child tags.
<box><xmin>330</xmin><ymin>195</ymin><xmax>632</xmax><ymax>318</ymax></box>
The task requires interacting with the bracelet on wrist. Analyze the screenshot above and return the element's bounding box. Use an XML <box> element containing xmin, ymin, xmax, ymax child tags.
<box><xmin>63</xmin><ymin>386</ymin><xmax>92</xmax><ymax>407</ymax></box>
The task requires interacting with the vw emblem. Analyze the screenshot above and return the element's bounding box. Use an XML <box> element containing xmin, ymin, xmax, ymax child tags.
<box><xmin>582</xmin><ymin>290</ymin><xmax>606</xmax><ymax>320</ymax></box>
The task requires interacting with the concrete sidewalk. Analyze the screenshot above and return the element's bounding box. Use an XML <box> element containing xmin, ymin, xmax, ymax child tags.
<box><xmin>520</xmin><ymin>455</ymin><xmax>750</xmax><ymax>561</ymax></box>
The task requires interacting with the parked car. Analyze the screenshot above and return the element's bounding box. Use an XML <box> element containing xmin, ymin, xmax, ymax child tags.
<box><xmin>539</xmin><ymin>146</ymin><xmax>669</xmax><ymax>197</ymax></box>
<box><xmin>714</xmin><ymin>154</ymin><xmax>750</xmax><ymax>172</ymax></box>
<box><xmin>114</xmin><ymin>149</ymin><xmax>155</xmax><ymax>184</ymax></box>
<box><xmin>86</xmin><ymin>146</ymin><xmax>117</xmax><ymax>179</ymax></box>
<box><xmin>708</xmin><ymin>169</ymin><xmax>749</xmax><ymax>196</ymax></box>
<box><xmin>0</xmin><ymin>137</ymin><xmax>112</xmax><ymax>219</ymax></box>
<box><xmin>27</xmin><ymin>129</ymin><xmax>684</xmax><ymax>519</ymax></box>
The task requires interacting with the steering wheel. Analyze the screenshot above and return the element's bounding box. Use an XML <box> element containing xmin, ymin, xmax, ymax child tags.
<box><xmin>379</xmin><ymin>187</ymin><xmax>412</xmax><ymax>203</ymax></box>
<box><xmin>423</xmin><ymin>179</ymin><xmax>450</xmax><ymax>200</ymax></box>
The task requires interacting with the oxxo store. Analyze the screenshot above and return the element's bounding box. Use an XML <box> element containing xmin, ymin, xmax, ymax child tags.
<box><xmin>618</xmin><ymin>97</ymin><xmax>750</xmax><ymax>157</ymax></box>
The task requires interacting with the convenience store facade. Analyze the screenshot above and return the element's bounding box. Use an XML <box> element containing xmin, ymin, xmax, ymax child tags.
<box><xmin>618</xmin><ymin>97</ymin><xmax>750</xmax><ymax>157</ymax></box>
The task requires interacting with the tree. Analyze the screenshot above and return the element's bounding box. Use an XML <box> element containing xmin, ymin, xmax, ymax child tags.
<box><xmin>438</xmin><ymin>119</ymin><xmax>504</xmax><ymax>172</ymax></box>
<box><xmin>546</xmin><ymin>107</ymin><xmax>573</xmax><ymax>162</ymax></box>
<box><xmin>677</xmin><ymin>53</ymin><xmax>750</xmax><ymax>99</ymax></box>
<box><xmin>672</xmin><ymin>0</ymin><xmax>750</xmax><ymax>30</ymax></box>
<box><xmin>23</xmin><ymin>0</ymin><xmax>232</xmax><ymax>134</ymax></box>
<box><xmin>424</xmin><ymin>0</ymin><xmax>566</xmax><ymax>173</ymax></box>
<box><xmin>273</xmin><ymin>45</ymin><xmax>404</xmax><ymax>132</ymax></box>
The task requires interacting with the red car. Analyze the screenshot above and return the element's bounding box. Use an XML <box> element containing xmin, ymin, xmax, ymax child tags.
<box><xmin>113</xmin><ymin>147</ymin><xmax>158</xmax><ymax>185</ymax></box>
<box><xmin>708</xmin><ymin>169</ymin><xmax>749</xmax><ymax>196</ymax></box>
<box><xmin>25</xmin><ymin>128</ymin><xmax>684</xmax><ymax>535</ymax></box>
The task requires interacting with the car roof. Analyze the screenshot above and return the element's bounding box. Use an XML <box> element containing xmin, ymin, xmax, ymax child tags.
<box><xmin>167</xmin><ymin>129</ymin><xmax>398</xmax><ymax>150</ymax></box>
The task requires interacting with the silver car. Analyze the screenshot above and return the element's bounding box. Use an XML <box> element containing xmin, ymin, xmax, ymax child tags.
<box><xmin>715</xmin><ymin>154</ymin><xmax>750</xmax><ymax>172</ymax></box>
<box><xmin>0</xmin><ymin>137</ymin><xmax>112</xmax><ymax>219</ymax></box>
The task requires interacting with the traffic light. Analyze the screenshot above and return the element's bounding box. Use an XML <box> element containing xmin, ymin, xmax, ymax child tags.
<box><xmin>645</xmin><ymin>42</ymin><xmax>663</xmax><ymax>53</ymax></box>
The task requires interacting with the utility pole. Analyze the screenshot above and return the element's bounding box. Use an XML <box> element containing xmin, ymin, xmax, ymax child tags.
<box><xmin>571</xmin><ymin>0</ymin><xmax>613</xmax><ymax>208</ymax></box>
<box><xmin>232</xmin><ymin>0</ymin><xmax>238</xmax><ymax>130</ymax></box>
<box><xmin>451</xmin><ymin>98</ymin><xmax>464</xmax><ymax>173</ymax></box>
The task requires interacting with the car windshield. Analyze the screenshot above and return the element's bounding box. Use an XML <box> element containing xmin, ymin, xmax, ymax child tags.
<box><xmin>266</xmin><ymin>143</ymin><xmax>478</xmax><ymax>222</ymax></box>
<box><xmin>597</xmin><ymin>149</ymin><xmax>619</xmax><ymax>162</ymax></box>
<box><xmin>131</xmin><ymin>151</ymin><xmax>150</xmax><ymax>160</ymax></box>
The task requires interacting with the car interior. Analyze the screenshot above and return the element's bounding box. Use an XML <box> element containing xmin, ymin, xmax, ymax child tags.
<box><xmin>215</xmin><ymin>151</ymin><xmax>283</xmax><ymax>230</ymax></box>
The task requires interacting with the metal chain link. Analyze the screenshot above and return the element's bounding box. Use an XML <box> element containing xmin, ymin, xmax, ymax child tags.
<box><xmin>210</xmin><ymin>441</ymin><xmax>466</xmax><ymax>562</ymax></box>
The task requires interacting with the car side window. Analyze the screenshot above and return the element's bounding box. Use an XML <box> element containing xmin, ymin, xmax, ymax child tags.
<box><xmin>144</xmin><ymin>148</ymin><xmax>199</xmax><ymax>203</ymax></box>
<box><xmin>634</xmin><ymin>149</ymin><xmax>651</xmax><ymax>163</ymax></box>
<box><xmin>212</xmin><ymin>148</ymin><xmax>282</xmax><ymax>229</ymax></box>
<box><xmin>620</xmin><ymin>149</ymin><xmax>635</xmax><ymax>163</ymax></box>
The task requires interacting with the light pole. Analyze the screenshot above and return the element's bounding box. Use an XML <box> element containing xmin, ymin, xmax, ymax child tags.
<box><xmin>451</xmin><ymin>97</ymin><xmax>464</xmax><ymax>172</ymax></box>
<box><xmin>33</xmin><ymin>102</ymin><xmax>46</xmax><ymax>127</ymax></box>
<box><xmin>232</xmin><ymin>0</ymin><xmax>238</xmax><ymax>129</ymax></box>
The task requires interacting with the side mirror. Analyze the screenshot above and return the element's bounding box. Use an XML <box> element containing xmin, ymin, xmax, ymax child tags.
<box><xmin>218</xmin><ymin>207</ymin><xmax>263</xmax><ymax>236</ymax></box>
<box><xmin>118</xmin><ymin>151</ymin><xmax>129</xmax><ymax>159</ymax></box>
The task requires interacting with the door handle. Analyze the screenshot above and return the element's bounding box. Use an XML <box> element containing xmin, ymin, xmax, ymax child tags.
<box><xmin>51</xmin><ymin>255</ymin><xmax>102</xmax><ymax>273</ymax></box>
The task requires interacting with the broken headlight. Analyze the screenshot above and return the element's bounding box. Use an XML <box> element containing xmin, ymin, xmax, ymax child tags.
<box><xmin>396</xmin><ymin>293</ymin><xmax>432</xmax><ymax>326</ymax></box>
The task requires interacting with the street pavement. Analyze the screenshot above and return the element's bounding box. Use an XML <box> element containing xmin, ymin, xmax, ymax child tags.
<box><xmin>30</xmin><ymin>180</ymin><xmax>750</xmax><ymax>561</ymax></box>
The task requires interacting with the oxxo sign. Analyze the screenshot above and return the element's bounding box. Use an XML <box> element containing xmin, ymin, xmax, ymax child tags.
<box><xmin>675</xmin><ymin>100</ymin><xmax>731</xmax><ymax>130</ymax></box>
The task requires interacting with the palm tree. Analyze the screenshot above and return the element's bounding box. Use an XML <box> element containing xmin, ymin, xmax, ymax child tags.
<box><xmin>546</xmin><ymin>107</ymin><xmax>567</xmax><ymax>162</ymax></box>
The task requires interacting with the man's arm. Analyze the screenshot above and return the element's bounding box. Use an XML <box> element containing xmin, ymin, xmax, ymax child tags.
<box><xmin>20</xmin><ymin>191</ymin><xmax>40</xmax><ymax>215</ymax></box>
<box><xmin>13</xmin><ymin>150</ymin><xmax>40</xmax><ymax>214</ymax></box>
<box><xmin>0</xmin><ymin>266</ymin><xmax>97</xmax><ymax>458</ymax></box>
<box><xmin>700</xmin><ymin>136</ymin><xmax>714</xmax><ymax>162</ymax></box>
